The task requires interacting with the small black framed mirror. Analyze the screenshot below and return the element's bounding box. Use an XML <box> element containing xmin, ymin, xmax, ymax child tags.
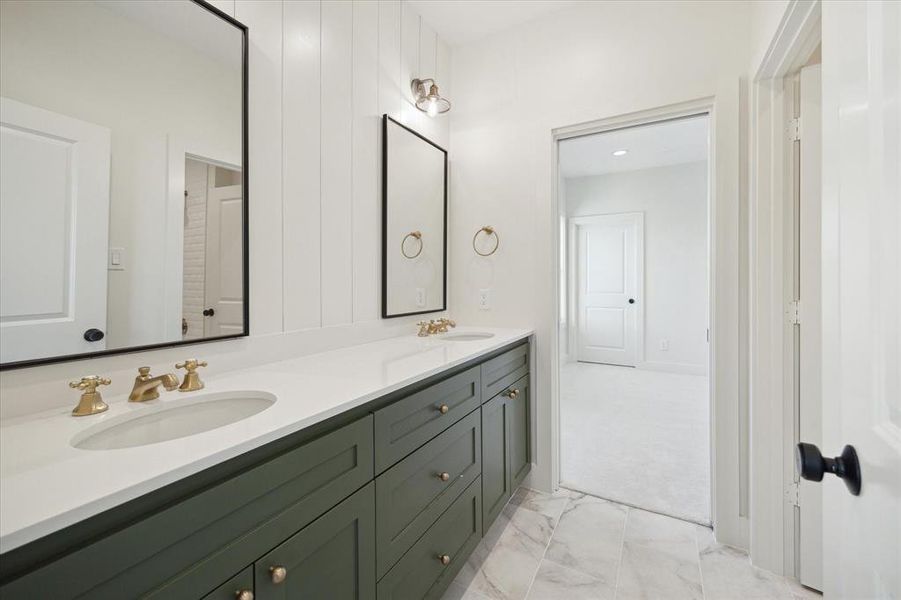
<box><xmin>381</xmin><ymin>115</ymin><xmax>448</xmax><ymax>318</ymax></box>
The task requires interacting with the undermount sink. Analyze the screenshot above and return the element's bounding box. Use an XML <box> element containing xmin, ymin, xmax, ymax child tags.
<box><xmin>71</xmin><ymin>391</ymin><xmax>277</xmax><ymax>451</ymax></box>
<box><xmin>442</xmin><ymin>332</ymin><xmax>495</xmax><ymax>341</ymax></box>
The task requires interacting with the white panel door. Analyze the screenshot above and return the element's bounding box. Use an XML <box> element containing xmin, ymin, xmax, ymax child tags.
<box><xmin>575</xmin><ymin>213</ymin><xmax>641</xmax><ymax>366</ymax></box>
<box><xmin>0</xmin><ymin>97</ymin><xmax>110</xmax><ymax>363</ymax></box>
<box><xmin>798</xmin><ymin>63</ymin><xmax>823</xmax><ymax>592</ymax></box>
<box><xmin>820</xmin><ymin>2</ymin><xmax>900</xmax><ymax>598</ymax></box>
<box><xmin>204</xmin><ymin>180</ymin><xmax>244</xmax><ymax>337</ymax></box>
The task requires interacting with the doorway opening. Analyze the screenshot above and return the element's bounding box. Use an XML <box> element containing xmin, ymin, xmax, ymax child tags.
<box><xmin>182</xmin><ymin>156</ymin><xmax>243</xmax><ymax>341</ymax></box>
<box><xmin>557</xmin><ymin>114</ymin><xmax>712</xmax><ymax>525</ymax></box>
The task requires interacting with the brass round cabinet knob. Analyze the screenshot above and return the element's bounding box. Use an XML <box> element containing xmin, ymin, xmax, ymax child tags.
<box><xmin>438</xmin><ymin>404</ymin><xmax>449</xmax><ymax>414</ymax></box>
<box><xmin>438</xmin><ymin>554</ymin><xmax>451</xmax><ymax>566</ymax></box>
<box><xmin>270</xmin><ymin>565</ymin><xmax>287</xmax><ymax>584</ymax></box>
<box><xmin>235</xmin><ymin>590</ymin><xmax>254</xmax><ymax>600</ymax></box>
<box><xmin>438</xmin><ymin>472</ymin><xmax>450</xmax><ymax>482</ymax></box>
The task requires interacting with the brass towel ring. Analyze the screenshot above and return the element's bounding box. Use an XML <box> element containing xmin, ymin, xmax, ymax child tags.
<box><xmin>473</xmin><ymin>226</ymin><xmax>499</xmax><ymax>256</ymax></box>
<box><xmin>401</xmin><ymin>231</ymin><xmax>423</xmax><ymax>259</ymax></box>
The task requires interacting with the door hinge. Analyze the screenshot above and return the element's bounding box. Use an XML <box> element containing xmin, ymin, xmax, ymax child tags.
<box><xmin>788</xmin><ymin>117</ymin><xmax>802</xmax><ymax>141</ymax></box>
<box><xmin>788</xmin><ymin>300</ymin><xmax>801</xmax><ymax>325</ymax></box>
<box><xmin>785</xmin><ymin>482</ymin><xmax>800</xmax><ymax>507</ymax></box>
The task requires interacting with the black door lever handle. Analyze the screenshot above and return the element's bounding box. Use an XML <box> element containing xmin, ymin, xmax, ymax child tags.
<box><xmin>796</xmin><ymin>442</ymin><xmax>861</xmax><ymax>496</ymax></box>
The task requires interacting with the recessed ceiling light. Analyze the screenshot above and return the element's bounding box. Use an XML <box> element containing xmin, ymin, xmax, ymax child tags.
<box><xmin>612</xmin><ymin>149</ymin><xmax>628</xmax><ymax>157</ymax></box>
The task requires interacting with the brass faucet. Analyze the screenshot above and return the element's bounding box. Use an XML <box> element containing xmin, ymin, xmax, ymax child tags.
<box><xmin>435</xmin><ymin>318</ymin><xmax>456</xmax><ymax>333</ymax></box>
<box><xmin>176</xmin><ymin>359</ymin><xmax>207</xmax><ymax>392</ymax></box>
<box><xmin>69</xmin><ymin>376</ymin><xmax>111</xmax><ymax>416</ymax></box>
<box><xmin>417</xmin><ymin>318</ymin><xmax>456</xmax><ymax>336</ymax></box>
<box><xmin>129</xmin><ymin>367</ymin><xmax>179</xmax><ymax>402</ymax></box>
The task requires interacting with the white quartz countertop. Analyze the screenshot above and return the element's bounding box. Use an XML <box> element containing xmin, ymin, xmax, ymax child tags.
<box><xmin>0</xmin><ymin>327</ymin><xmax>532</xmax><ymax>554</ymax></box>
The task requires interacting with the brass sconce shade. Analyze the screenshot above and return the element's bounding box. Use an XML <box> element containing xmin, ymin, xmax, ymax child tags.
<box><xmin>411</xmin><ymin>78</ymin><xmax>451</xmax><ymax>117</ymax></box>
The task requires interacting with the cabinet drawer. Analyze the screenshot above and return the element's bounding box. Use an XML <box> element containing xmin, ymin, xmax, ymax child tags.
<box><xmin>202</xmin><ymin>566</ymin><xmax>253</xmax><ymax>600</ymax></box>
<box><xmin>377</xmin><ymin>477</ymin><xmax>482</xmax><ymax>600</ymax></box>
<box><xmin>374</xmin><ymin>366</ymin><xmax>480</xmax><ymax>473</ymax></box>
<box><xmin>254</xmin><ymin>483</ymin><xmax>375</xmax><ymax>600</ymax></box>
<box><xmin>376</xmin><ymin>409</ymin><xmax>481</xmax><ymax>577</ymax></box>
<box><xmin>481</xmin><ymin>343</ymin><xmax>529</xmax><ymax>401</ymax></box>
<box><xmin>3</xmin><ymin>415</ymin><xmax>374</xmax><ymax>600</ymax></box>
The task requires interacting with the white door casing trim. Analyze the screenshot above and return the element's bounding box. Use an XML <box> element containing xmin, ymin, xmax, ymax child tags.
<box><xmin>568</xmin><ymin>212</ymin><xmax>644</xmax><ymax>368</ymax></box>
<box><xmin>550</xmin><ymin>93</ymin><xmax>748</xmax><ymax>549</ymax></box>
<box><xmin>748</xmin><ymin>0</ymin><xmax>821</xmax><ymax>576</ymax></box>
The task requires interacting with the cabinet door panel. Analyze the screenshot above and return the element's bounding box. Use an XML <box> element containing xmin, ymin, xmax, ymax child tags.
<box><xmin>508</xmin><ymin>375</ymin><xmax>531</xmax><ymax>489</ymax></box>
<box><xmin>481</xmin><ymin>395</ymin><xmax>510</xmax><ymax>531</ymax></box>
<box><xmin>255</xmin><ymin>483</ymin><xmax>375</xmax><ymax>600</ymax></box>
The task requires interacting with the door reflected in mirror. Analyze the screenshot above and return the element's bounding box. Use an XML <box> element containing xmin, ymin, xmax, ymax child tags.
<box><xmin>0</xmin><ymin>0</ymin><xmax>247</xmax><ymax>367</ymax></box>
<box><xmin>382</xmin><ymin>116</ymin><xmax>447</xmax><ymax>318</ymax></box>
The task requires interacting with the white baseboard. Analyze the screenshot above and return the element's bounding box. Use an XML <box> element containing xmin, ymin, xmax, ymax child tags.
<box><xmin>637</xmin><ymin>360</ymin><xmax>707</xmax><ymax>376</ymax></box>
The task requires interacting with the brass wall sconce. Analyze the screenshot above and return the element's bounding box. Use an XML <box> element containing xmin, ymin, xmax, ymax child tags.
<box><xmin>411</xmin><ymin>78</ymin><xmax>451</xmax><ymax>117</ymax></box>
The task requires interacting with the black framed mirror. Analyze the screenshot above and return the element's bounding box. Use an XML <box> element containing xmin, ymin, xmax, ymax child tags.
<box><xmin>0</xmin><ymin>0</ymin><xmax>249</xmax><ymax>369</ymax></box>
<box><xmin>381</xmin><ymin>115</ymin><xmax>448</xmax><ymax>318</ymax></box>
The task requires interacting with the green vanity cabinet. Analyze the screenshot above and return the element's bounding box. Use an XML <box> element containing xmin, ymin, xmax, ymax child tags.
<box><xmin>374</xmin><ymin>366</ymin><xmax>481</xmax><ymax>473</ymax></box>
<box><xmin>481</xmin><ymin>392</ymin><xmax>511</xmax><ymax>530</ymax></box>
<box><xmin>481</xmin><ymin>373</ymin><xmax>531</xmax><ymax>532</ymax></box>
<box><xmin>509</xmin><ymin>374</ymin><xmax>531</xmax><ymax>490</ymax></box>
<box><xmin>202</xmin><ymin>567</ymin><xmax>254</xmax><ymax>600</ymax></box>
<box><xmin>376</xmin><ymin>477</ymin><xmax>482</xmax><ymax>600</ymax></box>
<box><xmin>375</xmin><ymin>409</ymin><xmax>482</xmax><ymax>577</ymax></box>
<box><xmin>254</xmin><ymin>483</ymin><xmax>376</xmax><ymax>600</ymax></box>
<box><xmin>0</xmin><ymin>339</ymin><xmax>532</xmax><ymax>600</ymax></box>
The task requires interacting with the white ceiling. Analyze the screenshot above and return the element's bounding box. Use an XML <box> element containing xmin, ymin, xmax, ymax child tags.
<box><xmin>407</xmin><ymin>0</ymin><xmax>582</xmax><ymax>46</ymax></box>
<box><xmin>559</xmin><ymin>116</ymin><xmax>709</xmax><ymax>179</ymax></box>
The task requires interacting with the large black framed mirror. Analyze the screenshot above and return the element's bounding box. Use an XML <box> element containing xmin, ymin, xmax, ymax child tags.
<box><xmin>381</xmin><ymin>115</ymin><xmax>448</xmax><ymax>318</ymax></box>
<box><xmin>0</xmin><ymin>0</ymin><xmax>248</xmax><ymax>369</ymax></box>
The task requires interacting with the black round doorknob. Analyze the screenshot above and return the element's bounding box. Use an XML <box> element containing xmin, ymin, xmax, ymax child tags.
<box><xmin>203</xmin><ymin>308</ymin><xmax>215</xmax><ymax>317</ymax></box>
<box><xmin>796</xmin><ymin>442</ymin><xmax>862</xmax><ymax>496</ymax></box>
<box><xmin>628</xmin><ymin>298</ymin><xmax>636</xmax><ymax>304</ymax></box>
<box><xmin>83</xmin><ymin>328</ymin><xmax>105</xmax><ymax>342</ymax></box>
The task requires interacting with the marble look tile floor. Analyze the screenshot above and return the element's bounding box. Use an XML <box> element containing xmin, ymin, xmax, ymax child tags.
<box><xmin>442</xmin><ymin>487</ymin><xmax>821</xmax><ymax>600</ymax></box>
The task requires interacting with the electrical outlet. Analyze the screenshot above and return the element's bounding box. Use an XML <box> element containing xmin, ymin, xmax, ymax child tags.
<box><xmin>479</xmin><ymin>288</ymin><xmax>491</xmax><ymax>310</ymax></box>
<box><xmin>415</xmin><ymin>288</ymin><xmax>426</xmax><ymax>308</ymax></box>
<box><xmin>659</xmin><ymin>339</ymin><xmax>669</xmax><ymax>351</ymax></box>
<box><xmin>108</xmin><ymin>247</ymin><xmax>125</xmax><ymax>271</ymax></box>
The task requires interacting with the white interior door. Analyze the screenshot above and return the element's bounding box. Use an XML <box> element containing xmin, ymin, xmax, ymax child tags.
<box><xmin>575</xmin><ymin>213</ymin><xmax>641</xmax><ymax>366</ymax></box>
<box><xmin>820</xmin><ymin>2</ymin><xmax>900</xmax><ymax>598</ymax></box>
<box><xmin>798</xmin><ymin>63</ymin><xmax>823</xmax><ymax>592</ymax></box>
<box><xmin>203</xmin><ymin>172</ymin><xmax>244</xmax><ymax>337</ymax></box>
<box><xmin>0</xmin><ymin>97</ymin><xmax>110</xmax><ymax>363</ymax></box>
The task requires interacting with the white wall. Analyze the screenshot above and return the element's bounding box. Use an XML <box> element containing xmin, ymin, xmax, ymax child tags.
<box><xmin>565</xmin><ymin>161</ymin><xmax>709</xmax><ymax>374</ymax></box>
<box><xmin>0</xmin><ymin>0</ymin><xmax>452</xmax><ymax>419</ymax></box>
<box><xmin>447</xmin><ymin>0</ymin><xmax>750</xmax><ymax>548</ymax></box>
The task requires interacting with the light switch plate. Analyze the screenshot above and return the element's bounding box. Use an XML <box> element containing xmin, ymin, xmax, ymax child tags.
<box><xmin>659</xmin><ymin>339</ymin><xmax>669</xmax><ymax>351</ymax></box>
<box><xmin>415</xmin><ymin>288</ymin><xmax>426</xmax><ymax>308</ymax></box>
<box><xmin>108</xmin><ymin>247</ymin><xmax>125</xmax><ymax>271</ymax></box>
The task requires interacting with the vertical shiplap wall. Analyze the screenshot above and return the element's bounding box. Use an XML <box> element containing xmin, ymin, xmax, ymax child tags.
<box><xmin>216</xmin><ymin>0</ymin><xmax>451</xmax><ymax>334</ymax></box>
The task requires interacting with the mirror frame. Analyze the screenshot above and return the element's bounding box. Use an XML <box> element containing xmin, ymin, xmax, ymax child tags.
<box><xmin>0</xmin><ymin>0</ymin><xmax>249</xmax><ymax>371</ymax></box>
<box><xmin>381</xmin><ymin>115</ymin><xmax>448</xmax><ymax>319</ymax></box>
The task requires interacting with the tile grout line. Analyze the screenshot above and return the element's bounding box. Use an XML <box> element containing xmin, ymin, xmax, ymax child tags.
<box><xmin>519</xmin><ymin>489</ymin><xmax>569</xmax><ymax>600</ymax></box>
<box><xmin>694</xmin><ymin>524</ymin><xmax>708</xmax><ymax>600</ymax></box>
<box><xmin>612</xmin><ymin>505</ymin><xmax>630</xmax><ymax>600</ymax></box>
